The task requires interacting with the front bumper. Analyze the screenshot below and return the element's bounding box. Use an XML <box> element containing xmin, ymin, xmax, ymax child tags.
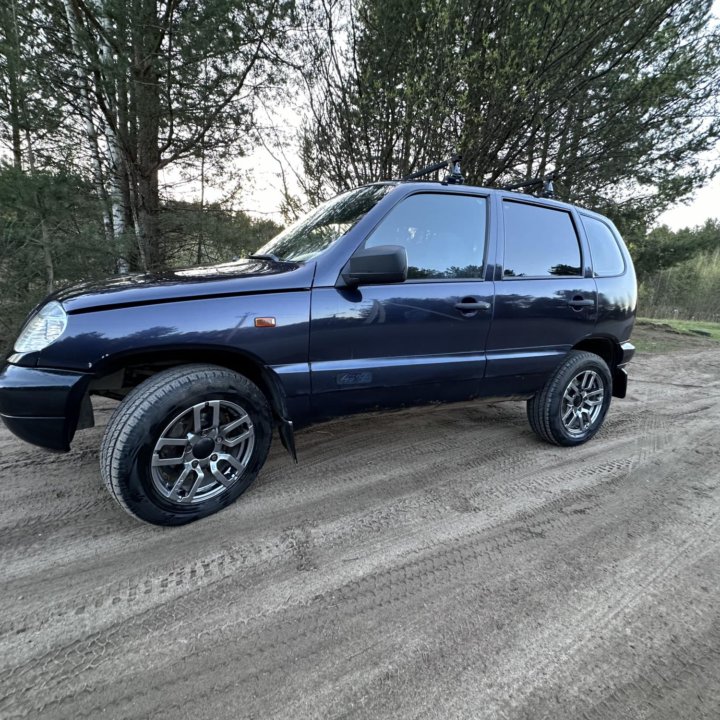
<box><xmin>0</xmin><ymin>364</ymin><xmax>92</xmax><ymax>451</ymax></box>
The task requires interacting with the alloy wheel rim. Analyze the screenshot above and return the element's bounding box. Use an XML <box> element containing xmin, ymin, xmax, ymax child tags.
<box><xmin>560</xmin><ymin>369</ymin><xmax>604</xmax><ymax>436</ymax></box>
<box><xmin>150</xmin><ymin>399</ymin><xmax>254</xmax><ymax>505</ymax></box>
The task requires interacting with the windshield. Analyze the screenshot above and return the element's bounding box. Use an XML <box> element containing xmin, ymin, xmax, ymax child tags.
<box><xmin>254</xmin><ymin>184</ymin><xmax>395</xmax><ymax>262</ymax></box>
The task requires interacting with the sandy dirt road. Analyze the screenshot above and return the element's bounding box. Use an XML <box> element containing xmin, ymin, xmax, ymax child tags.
<box><xmin>1</xmin><ymin>346</ymin><xmax>719</xmax><ymax>719</ymax></box>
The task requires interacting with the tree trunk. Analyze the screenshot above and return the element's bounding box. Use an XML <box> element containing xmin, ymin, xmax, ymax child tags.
<box><xmin>39</xmin><ymin>220</ymin><xmax>55</xmax><ymax>293</ymax></box>
<box><xmin>197</xmin><ymin>149</ymin><xmax>205</xmax><ymax>265</ymax></box>
<box><xmin>63</xmin><ymin>0</ymin><xmax>114</xmax><ymax>246</ymax></box>
<box><xmin>117</xmin><ymin>70</ymin><xmax>140</xmax><ymax>271</ymax></box>
<box><xmin>7</xmin><ymin>66</ymin><xmax>22</xmax><ymax>169</ymax></box>
<box><xmin>100</xmin><ymin>9</ymin><xmax>129</xmax><ymax>274</ymax></box>
<box><xmin>7</xmin><ymin>0</ymin><xmax>24</xmax><ymax>169</ymax></box>
<box><xmin>24</xmin><ymin>131</ymin><xmax>54</xmax><ymax>293</ymax></box>
<box><xmin>132</xmin><ymin>0</ymin><xmax>162</xmax><ymax>271</ymax></box>
<box><xmin>135</xmin><ymin>169</ymin><xmax>160</xmax><ymax>270</ymax></box>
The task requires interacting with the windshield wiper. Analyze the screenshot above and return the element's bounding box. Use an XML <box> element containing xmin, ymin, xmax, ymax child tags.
<box><xmin>248</xmin><ymin>253</ymin><xmax>282</xmax><ymax>262</ymax></box>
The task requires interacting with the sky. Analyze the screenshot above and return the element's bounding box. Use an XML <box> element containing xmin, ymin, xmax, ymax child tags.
<box><xmin>656</xmin><ymin>173</ymin><xmax>720</xmax><ymax>229</ymax></box>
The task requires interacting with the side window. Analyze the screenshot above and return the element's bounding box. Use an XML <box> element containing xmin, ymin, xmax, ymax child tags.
<box><xmin>581</xmin><ymin>215</ymin><xmax>625</xmax><ymax>276</ymax></box>
<box><xmin>502</xmin><ymin>201</ymin><xmax>582</xmax><ymax>277</ymax></box>
<box><xmin>364</xmin><ymin>193</ymin><xmax>486</xmax><ymax>279</ymax></box>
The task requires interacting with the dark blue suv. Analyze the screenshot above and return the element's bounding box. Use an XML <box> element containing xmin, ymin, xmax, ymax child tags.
<box><xmin>0</xmin><ymin>181</ymin><xmax>636</xmax><ymax>525</ymax></box>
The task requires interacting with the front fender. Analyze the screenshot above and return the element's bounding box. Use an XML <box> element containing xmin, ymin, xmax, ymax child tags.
<box><xmin>39</xmin><ymin>292</ymin><xmax>311</xmax><ymax>377</ymax></box>
<box><xmin>33</xmin><ymin>292</ymin><xmax>312</xmax><ymax>455</ymax></box>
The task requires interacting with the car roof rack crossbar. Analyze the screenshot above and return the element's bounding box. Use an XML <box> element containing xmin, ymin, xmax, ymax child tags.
<box><xmin>402</xmin><ymin>153</ymin><xmax>464</xmax><ymax>185</ymax></box>
<box><xmin>501</xmin><ymin>172</ymin><xmax>557</xmax><ymax>199</ymax></box>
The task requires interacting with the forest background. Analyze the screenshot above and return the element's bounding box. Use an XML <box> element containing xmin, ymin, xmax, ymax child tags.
<box><xmin>1</xmin><ymin>0</ymin><xmax>719</xmax><ymax>350</ymax></box>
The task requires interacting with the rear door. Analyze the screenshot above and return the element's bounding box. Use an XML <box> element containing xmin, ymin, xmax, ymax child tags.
<box><xmin>309</xmin><ymin>191</ymin><xmax>494</xmax><ymax>415</ymax></box>
<box><xmin>486</xmin><ymin>197</ymin><xmax>597</xmax><ymax>392</ymax></box>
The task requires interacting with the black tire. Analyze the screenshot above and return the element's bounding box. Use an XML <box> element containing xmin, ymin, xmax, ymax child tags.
<box><xmin>100</xmin><ymin>364</ymin><xmax>272</xmax><ymax>525</ymax></box>
<box><xmin>527</xmin><ymin>350</ymin><xmax>612</xmax><ymax>447</ymax></box>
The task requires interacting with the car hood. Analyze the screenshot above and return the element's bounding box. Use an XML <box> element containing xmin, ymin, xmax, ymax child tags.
<box><xmin>52</xmin><ymin>258</ymin><xmax>316</xmax><ymax>313</ymax></box>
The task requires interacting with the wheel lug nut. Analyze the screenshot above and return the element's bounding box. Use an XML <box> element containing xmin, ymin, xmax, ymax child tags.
<box><xmin>192</xmin><ymin>460</ymin><xmax>199</xmax><ymax>467</ymax></box>
<box><xmin>211</xmin><ymin>454</ymin><xmax>218</xmax><ymax>461</ymax></box>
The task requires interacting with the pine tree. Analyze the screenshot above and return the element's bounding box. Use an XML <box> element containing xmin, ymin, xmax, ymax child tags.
<box><xmin>300</xmin><ymin>0</ymin><xmax>720</xmax><ymax>229</ymax></box>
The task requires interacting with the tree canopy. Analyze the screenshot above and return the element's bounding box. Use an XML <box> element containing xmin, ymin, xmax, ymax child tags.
<box><xmin>300</xmin><ymin>0</ymin><xmax>720</xmax><ymax>229</ymax></box>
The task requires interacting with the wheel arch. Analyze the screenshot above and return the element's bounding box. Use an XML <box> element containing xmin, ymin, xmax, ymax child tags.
<box><xmin>571</xmin><ymin>336</ymin><xmax>627</xmax><ymax>398</ymax></box>
<box><xmin>88</xmin><ymin>346</ymin><xmax>298</xmax><ymax>459</ymax></box>
<box><xmin>572</xmin><ymin>336</ymin><xmax>619</xmax><ymax>370</ymax></box>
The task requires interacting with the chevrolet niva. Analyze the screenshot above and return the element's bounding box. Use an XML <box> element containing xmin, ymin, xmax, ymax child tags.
<box><xmin>0</xmin><ymin>174</ymin><xmax>636</xmax><ymax>525</ymax></box>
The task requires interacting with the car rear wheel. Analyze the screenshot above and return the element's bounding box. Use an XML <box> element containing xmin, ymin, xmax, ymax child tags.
<box><xmin>527</xmin><ymin>350</ymin><xmax>612</xmax><ymax>446</ymax></box>
<box><xmin>100</xmin><ymin>364</ymin><xmax>272</xmax><ymax>525</ymax></box>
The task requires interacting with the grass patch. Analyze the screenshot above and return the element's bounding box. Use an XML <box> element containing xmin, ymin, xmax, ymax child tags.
<box><xmin>637</xmin><ymin>318</ymin><xmax>720</xmax><ymax>341</ymax></box>
<box><xmin>633</xmin><ymin>317</ymin><xmax>720</xmax><ymax>353</ymax></box>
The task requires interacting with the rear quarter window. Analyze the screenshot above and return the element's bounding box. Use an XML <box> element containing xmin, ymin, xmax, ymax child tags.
<box><xmin>502</xmin><ymin>201</ymin><xmax>582</xmax><ymax>278</ymax></box>
<box><xmin>580</xmin><ymin>215</ymin><xmax>626</xmax><ymax>276</ymax></box>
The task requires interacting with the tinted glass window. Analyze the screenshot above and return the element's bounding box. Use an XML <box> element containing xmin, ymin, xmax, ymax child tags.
<box><xmin>365</xmin><ymin>194</ymin><xmax>486</xmax><ymax>279</ymax></box>
<box><xmin>502</xmin><ymin>201</ymin><xmax>582</xmax><ymax>277</ymax></box>
<box><xmin>581</xmin><ymin>215</ymin><xmax>625</xmax><ymax>276</ymax></box>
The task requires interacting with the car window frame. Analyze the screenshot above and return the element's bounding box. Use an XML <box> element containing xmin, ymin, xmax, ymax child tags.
<box><xmin>356</xmin><ymin>189</ymin><xmax>491</xmax><ymax>284</ymax></box>
<box><xmin>579</xmin><ymin>213</ymin><xmax>627</xmax><ymax>278</ymax></box>
<box><xmin>500</xmin><ymin>198</ymin><xmax>585</xmax><ymax>281</ymax></box>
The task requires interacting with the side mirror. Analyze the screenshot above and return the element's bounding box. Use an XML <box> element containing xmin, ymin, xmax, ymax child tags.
<box><xmin>339</xmin><ymin>245</ymin><xmax>408</xmax><ymax>287</ymax></box>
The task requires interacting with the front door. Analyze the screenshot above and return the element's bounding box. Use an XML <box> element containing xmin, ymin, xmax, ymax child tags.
<box><xmin>310</xmin><ymin>191</ymin><xmax>494</xmax><ymax>416</ymax></box>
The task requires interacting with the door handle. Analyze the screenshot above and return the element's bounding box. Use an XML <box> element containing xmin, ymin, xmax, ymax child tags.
<box><xmin>455</xmin><ymin>300</ymin><xmax>491</xmax><ymax>313</ymax></box>
<box><xmin>568</xmin><ymin>296</ymin><xmax>595</xmax><ymax>309</ymax></box>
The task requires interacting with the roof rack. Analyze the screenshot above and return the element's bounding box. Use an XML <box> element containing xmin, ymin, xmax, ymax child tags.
<box><xmin>501</xmin><ymin>172</ymin><xmax>557</xmax><ymax>199</ymax></box>
<box><xmin>402</xmin><ymin>153</ymin><xmax>464</xmax><ymax>185</ymax></box>
<box><xmin>398</xmin><ymin>154</ymin><xmax>557</xmax><ymax>198</ymax></box>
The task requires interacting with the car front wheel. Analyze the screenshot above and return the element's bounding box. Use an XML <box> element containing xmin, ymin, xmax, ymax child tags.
<box><xmin>100</xmin><ymin>364</ymin><xmax>272</xmax><ymax>525</ymax></box>
<box><xmin>527</xmin><ymin>350</ymin><xmax>612</xmax><ymax>446</ymax></box>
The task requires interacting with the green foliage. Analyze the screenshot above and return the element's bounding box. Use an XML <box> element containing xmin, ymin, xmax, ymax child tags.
<box><xmin>301</xmin><ymin>0</ymin><xmax>720</xmax><ymax>232</ymax></box>
<box><xmin>0</xmin><ymin>0</ymin><xmax>67</xmax><ymax>168</ymax></box>
<box><xmin>42</xmin><ymin>0</ymin><xmax>300</xmax><ymax>270</ymax></box>
<box><xmin>2</xmin><ymin>0</ymin><xmax>720</xmax><ymax>350</ymax></box>
<box><xmin>301</xmin><ymin>0</ymin><xmax>460</xmax><ymax>201</ymax></box>
<box><xmin>633</xmin><ymin>220</ymin><xmax>720</xmax><ymax>321</ymax></box>
<box><xmin>159</xmin><ymin>201</ymin><xmax>282</xmax><ymax>267</ymax></box>
<box><xmin>0</xmin><ymin>0</ymin><xmax>294</xmax><ymax>349</ymax></box>
<box><xmin>0</xmin><ymin>161</ymin><xmax>283</xmax><ymax>352</ymax></box>
<box><xmin>632</xmin><ymin>219</ymin><xmax>720</xmax><ymax>278</ymax></box>
<box><xmin>69</xmin><ymin>0</ymin><xmax>300</xmax><ymax>167</ymax></box>
<box><xmin>0</xmin><ymin>162</ymin><xmax>110</xmax><ymax>350</ymax></box>
<box><xmin>639</xmin><ymin>247</ymin><xmax>720</xmax><ymax>322</ymax></box>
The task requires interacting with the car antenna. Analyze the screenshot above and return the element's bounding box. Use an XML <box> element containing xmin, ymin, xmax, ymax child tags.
<box><xmin>402</xmin><ymin>152</ymin><xmax>464</xmax><ymax>185</ymax></box>
<box><xmin>501</xmin><ymin>171</ymin><xmax>558</xmax><ymax>199</ymax></box>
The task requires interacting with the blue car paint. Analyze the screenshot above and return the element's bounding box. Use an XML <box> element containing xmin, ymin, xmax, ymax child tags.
<box><xmin>0</xmin><ymin>182</ymin><xmax>637</xmax><ymax>453</ymax></box>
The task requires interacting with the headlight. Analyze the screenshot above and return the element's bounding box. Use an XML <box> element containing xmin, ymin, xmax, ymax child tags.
<box><xmin>14</xmin><ymin>301</ymin><xmax>68</xmax><ymax>353</ymax></box>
